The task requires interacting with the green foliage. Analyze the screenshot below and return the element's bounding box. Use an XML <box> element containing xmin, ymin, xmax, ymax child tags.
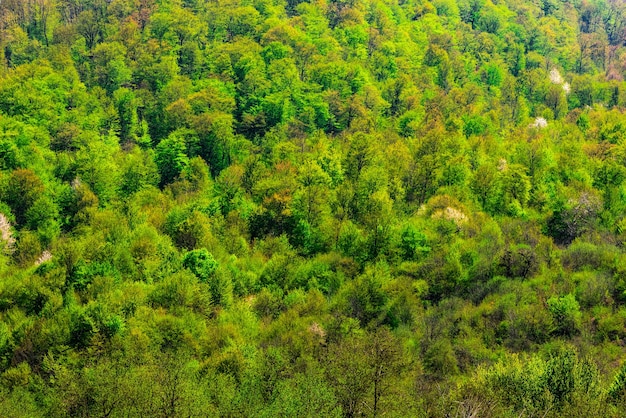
<box><xmin>263</xmin><ymin>372</ymin><xmax>341</xmax><ymax>417</ymax></box>
<box><xmin>463</xmin><ymin>115</ymin><xmax>490</xmax><ymax>137</ymax></box>
<box><xmin>155</xmin><ymin>132</ymin><xmax>190</xmax><ymax>186</ymax></box>
<box><xmin>92</xmin><ymin>42</ymin><xmax>132</xmax><ymax>94</ymax></box>
<box><xmin>340</xmin><ymin>265</ymin><xmax>391</xmax><ymax>326</ymax></box>
<box><xmin>547</xmin><ymin>294</ymin><xmax>582</xmax><ymax>337</ymax></box>
<box><xmin>424</xmin><ymin>338</ymin><xmax>459</xmax><ymax>377</ymax></box>
<box><xmin>1</xmin><ymin>0</ymin><xmax>626</xmax><ymax>416</ymax></box>
<box><xmin>3</xmin><ymin>169</ymin><xmax>45</xmax><ymax>225</ymax></box>
<box><xmin>399</xmin><ymin>224</ymin><xmax>431</xmax><ymax>261</ymax></box>
<box><xmin>477</xmin><ymin>347</ymin><xmax>606</xmax><ymax>416</ymax></box>
<box><xmin>608</xmin><ymin>362</ymin><xmax>626</xmax><ymax>403</ymax></box>
<box><xmin>183</xmin><ymin>249</ymin><xmax>218</xmax><ymax>283</ymax></box>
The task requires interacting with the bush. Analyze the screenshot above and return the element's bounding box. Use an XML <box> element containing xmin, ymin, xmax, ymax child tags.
<box><xmin>183</xmin><ymin>249</ymin><xmax>218</xmax><ymax>282</ymax></box>
<box><xmin>561</xmin><ymin>241</ymin><xmax>614</xmax><ymax>272</ymax></box>
<box><xmin>424</xmin><ymin>338</ymin><xmax>459</xmax><ymax>377</ymax></box>
<box><xmin>498</xmin><ymin>244</ymin><xmax>538</xmax><ymax>279</ymax></box>
<box><xmin>547</xmin><ymin>294</ymin><xmax>581</xmax><ymax>337</ymax></box>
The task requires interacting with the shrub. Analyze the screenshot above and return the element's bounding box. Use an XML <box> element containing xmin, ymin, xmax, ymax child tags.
<box><xmin>547</xmin><ymin>294</ymin><xmax>582</xmax><ymax>337</ymax></box>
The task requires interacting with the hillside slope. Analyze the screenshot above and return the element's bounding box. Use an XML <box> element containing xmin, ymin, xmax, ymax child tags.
<box><xmin>1</xmin><ymin>0</ymin><xmax>626</xmax><ymax>416</ymax></box>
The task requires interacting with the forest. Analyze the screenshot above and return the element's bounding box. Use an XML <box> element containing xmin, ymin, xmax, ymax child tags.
<box><xmin>2</xmin><ymin>0</ymin><xmax>626</xmax><ymax>416</ymax></box>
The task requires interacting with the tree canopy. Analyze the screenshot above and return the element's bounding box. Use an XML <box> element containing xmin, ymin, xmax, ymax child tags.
<box><xmin>1</xmin><ymin>0</ymin><xmax>626</xmax><ymax>416</ymax></box>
